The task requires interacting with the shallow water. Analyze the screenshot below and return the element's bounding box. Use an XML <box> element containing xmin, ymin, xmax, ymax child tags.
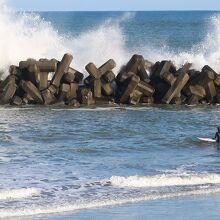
<box><xmin>1</xmin><ymin>105</ymin><xmax>220</xmax><ymax>219</ymax></box>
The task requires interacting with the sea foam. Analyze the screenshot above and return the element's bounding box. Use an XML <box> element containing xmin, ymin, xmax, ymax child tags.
<box><xmin>1</xmin><ymin>2</ymin><xmax>220</xmax><ymax>78</ymax></box>
<box><xmin>0</xmin><ymin>188</ymin><xmax>40</xmax><ymax>200</ymax></box>
<box><xmin>110</xmin><ymin>173</ymin><xmax>220</xmax><ymax>188</ymax></box>
<box><xmin>1</xmin><ymin>187</ymin><xmax>220</xmax><ymax>218</ymax></box>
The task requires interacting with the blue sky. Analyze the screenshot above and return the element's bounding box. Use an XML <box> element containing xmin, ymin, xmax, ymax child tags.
<box><xmin>7</xmin><ymin>0</ymin><xmax>220</xmax><ymax>11</ymax></box>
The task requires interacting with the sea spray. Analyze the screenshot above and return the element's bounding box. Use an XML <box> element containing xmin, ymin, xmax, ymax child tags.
<box><xmin>139</xmin><ymin>14</ymin><xmax>220</xmax><ymax>72</ymax></box>
<box><xmin>0</xmin><ymin>2</ymin><xmax>69</xmax><ymax>76</ymax></box>
<box><xmin>0</xmin><ymin>2</ymin><xmax>131</xmax><ymax>76</ymax></box>
<box><xmin>1</xmin><ymin>2</ymin><xmax>220</xmax><ymax>76</ymax></box>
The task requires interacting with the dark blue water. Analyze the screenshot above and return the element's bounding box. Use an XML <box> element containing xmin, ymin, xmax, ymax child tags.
<box><xmin>1</xmin><ymin>11</ymin><xmax>220</xmax><ymax>219</ymax></box>
<box><xmin>40</xmin><ymin>11</ymin><xmax>217</xmax><ymax>51</ymax></box>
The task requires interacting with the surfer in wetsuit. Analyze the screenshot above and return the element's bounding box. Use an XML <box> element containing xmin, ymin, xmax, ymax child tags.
<box><xmin>215</xmin><ymin>127</ymin><xmax>220</xmax><ymax>143</ymax></box>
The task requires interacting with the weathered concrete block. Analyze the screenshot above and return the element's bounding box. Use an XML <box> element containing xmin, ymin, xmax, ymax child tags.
<box><xmin>144</xmin><ymin>60</ymin><xmax>153</xmax><ymax>73</ymax></box>
<box><xmin>154</xmin><ymin>81</ymin><xmax>170</xmax><ymax>103</ymax></box>
<box><xmin>151</xmin><ymin>61</ymin><xmax>172</xmax><ymax>82</ymax></box>
<box><xmin>136</xmin><ymin>81</ymin><xmax>155</xmax><ymax>96</ymax></box>
<box><xmin>117</xmin><ymin>71</ymin><xmax>135</xmax><ymax>85</ymax></box>
<box><xmin>68</xmin><ymin>99</ymin><xmax>80</xmax><ymax>107</ymax></box>
<box><xmin>170</xmin><ymin>97</ymin><xmax>182</xmax><ymax>105</ymax></box>
<box><xmin>23</xmin><ymin>93</ymin><xmax>34</xmax><ymax>102</ymax></box>
<box><xmin>78</xmin><ymin>87</ymin><xmax>95</xmax><ymax>105</ymax></box>
<box><xmin>38</xmin><ymin>72</ymin><xmax>49</xmax><ymax>91</ymax></box>
<box><xmin>9</xmin><ymin>65</ymin><xmax>23</xmax><ymax>79</ymax></box>
<box><xmin>99</xmin><ymin>59</ymin><xmax>116</xmax><ymax>75</ymax></box>
<box><xmin>11</xmin><ymin>96</ymin><xmax>23</xmax><ymax>106</ymax></box>
<box><xmin>161</xmin><ymin>72</ymin><xmax>176</xmax><ymax>86</ymax></box>
<box><xmin>19</xmin><ymin>60</ymin><xmax>35</xmax><ymax>69</ymax></box>
<box><xmin>37</xmin><ymin>59</ymin><xmax>57</xmax><ymax>72</ymax></box>
<box><xmin>20</xmin><ymin>80</ymin><xmax>43</xmax><ymax>104</ymax></box>
<box><xmin>101</xmin><ymin>83</ymin><xmax>113</xmax><ymax>96</ymax></box>
<box><xmin>63</xmin><ymin>72</ymin><xmax>75</xmax><ymax>83</ymax></box>
<box><xmin>51</xmin><ymin>53</ymin><xmax>73</xmax><ymax>88</ymax></box>
<box><xmin>205</xmin><ymin>81</ymin><xmax>216</xmax><ymax>101</ymax></box>
<box><xmin>19</xmin><ymin>59</ymin><xmax>57</xmax><ymax>72</ymax></box>
<box><xmin>214</xmin><ymin>75</ymin><xmax>220</xmax><ymax>87</ymax></box>
<box><xmin>60</xmin><ymin>83</ymin><xmax>70</xmax><ymax>93</ymax></box>
<box><xmin>65</xmin><ymin>67</ymin><xmax>84</xmax><ymax>83</ymax></box>
<box><xmin>120</xmin><ymin>75</ymin><xmax>140</xmax><ymax>103</ymax></box>
<box><xmin>68</xmin><ymin>83</ymin><xmax>78</xmax><ymax>100</ymax></box>
<box><xmin>59</xmin><ymin>83</ymin><xmax>70</xmax><ymax>101</ymax></box>
<box><xmin>188</xmin><ymin>95</ymin><xmax>199</xmax><ymax>105</ymax></box>
<box><xmin>180</xmin><ymin>95</ymin><xmax>187</xmax><ymax>104</ymax></box>
<box><xmin>162</xmin><ymin>70</ymin><xmax>189</xmax><ymax>104</ymax></box>
<box><xmin>48</xmin><ymin>84</ymin><xmax>57</xmax><ymax>95</ymax></box>
<box><xmin>188</xmin><ymin>69</ymin><xmax>200</xmax><ymax>79</ymax></box>
<box><xmin>51</xmin><ymin>100</ymin><xmax>66</xmax><ymax>106</ymax></box>
<box><xmin>92</xmin><ymin>79</ymin><xmax>102</xmax><ymax>98</ymax></box>
<box><xmin>175</xmin><ymin>63</ymin><xmax>191</xmax><ymax>77</ymax></box>
<box><xmin>150</xmin><ymin>61</ymin><xmax>161</xmax><ymax>77</ymax></box>
<box><xmin>86</xmin><ymin>59</ymin><xmax>115</xmax><ymax>80</ymax></box>
<box><xmin>85</xmin><ymin>63</ymin><xmax>100</xmax><ymax>79</ymax></box>
<box><xmin>0</xmin><ymin>75</ymin><xmax>15</xmax><ymax>92</ymax></box>
<box><xmin>28</xmin><ymin>63</ymin><xmax>40</xmax><ymax>86</ymax></box>
<box><xmin>129</xmin><ymin>90</ymin><xmax>143</xmax><ymax>105</ymax></box>
<box><xmin>191</xmin><ymin>70</ymin><xmax>215</xmax><ymax>86</ymax></box>
<box><xmin>202</xmin><ymin>65</ymin><xmax>217</xmax><ymax>75</ymax></box>
<box><xmin>22</xmin><ymin>97</ymin><xmax>29</xmax><ymax>105</ymax></box>
<box><xmin>102</xmin><ymin>71</ymin><xmax>115</xmax><ymax>83</ymax></box>
<box><xmin>141</xmin><ymin>96</ymin><xmax>154</xmax><ymax>104</ymax></box>
<box><xmin>125</xmin><ymin>54</ymin><xmax>144</xmax><ymax>74</ymax></box>
<box><xmin>0</xmin><ymin>75</ymin><xmax>16</xmax><ymax>105</ymax></box>
<box><xmin>215</xmin><ymin>88</ymin><xmax>220</xmax><ymax>103</ymax></box>
<box><xmin>95</xmin><ymin>97</ymin><xmax>115</xmax><ymax>105</ymax></box>
<box><xmin>84</xmin><ymin>75</ymin><xmax>93</xmax><ymax>86</ymax></box>
<box><xmin>189</xmin><ymin>85</ymin><xmax>206</xmax><ymax>98</ymax></box>
<box><xmin>41</xmin><ymin>89</ymin><xmax>56</xmax><ymax>105</ymax></box>
<box><xmin>137</xmin><ymin>63</ymin><xmax>150</xmax><ymax>83</ymax></box>
<box><xmin>73</xmin><ymin>71</ymin><xmax>84</xmax><ymax>83</ymax></box>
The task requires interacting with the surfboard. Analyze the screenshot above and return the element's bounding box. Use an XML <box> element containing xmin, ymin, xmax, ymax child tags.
<box><xmin>197</xmin><ymin>137</ymin><xmax>216</xmax><ymax>143</ymax></box>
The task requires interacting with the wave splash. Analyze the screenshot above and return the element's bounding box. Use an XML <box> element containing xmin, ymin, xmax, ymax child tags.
<box><xmin>0</xmin><ymin>3</ymin><xmax>220</xmax><ymax>77</ymax></box>
<box><xmin>109</xmin><ymin>173</ymin><xmax>220</xmax><ymax>188</ymax></box>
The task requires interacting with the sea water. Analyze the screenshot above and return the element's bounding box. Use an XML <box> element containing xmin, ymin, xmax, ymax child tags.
<box><xmin>1</xmin><ymin>6</ymin><xmax>220</xmax><ymax>220</ymax></box>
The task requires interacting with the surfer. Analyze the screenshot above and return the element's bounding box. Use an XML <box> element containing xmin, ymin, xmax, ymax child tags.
<box><xmin>215</xmin><ymin>127</ymin><xmax>220</xmax><ymax>143</ymax></box>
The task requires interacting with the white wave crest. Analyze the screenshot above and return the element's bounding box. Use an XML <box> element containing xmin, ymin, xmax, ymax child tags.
<box><xmin>0</xmin><ymin>2</ymin><xmax>131</xmax><ymax>76</ymax></box>
<box><xmin>0</xmin><ymin>2</ymin><xmax>220</xmax><ymax>78</ymax></box>
<box><xmin>110</xmin><ymin>173</ymin><xmax>220</xmax><ymax>188</ymax></box>
<box><xmin>140</xmin><ymin>14</ymin><xmax>220</xmax><ymax>72</ymax></box>
<box><xmin>1</xmin><ymin>187</ymin><xmax>220</xmax><ymax>218</ymax></box>
<box><xmin>0</xmin><ymin>188</ymin><xmax>40</xmax><ymax>200</ymax></box>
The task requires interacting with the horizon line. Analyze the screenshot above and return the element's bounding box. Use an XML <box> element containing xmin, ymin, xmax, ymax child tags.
<box><xmin>14</xmin><ymin>10</ymin><xmax>220</xmax><ymax>12</ymax></box>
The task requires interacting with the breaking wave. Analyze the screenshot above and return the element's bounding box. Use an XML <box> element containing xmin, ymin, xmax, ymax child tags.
<box><xmin>0</xmin><ymin>1</ymin><xmax>220</xmax><ymax>77</ymax></box>
<box><xmin>1</xmin><ymin>187</ymin><xmax>220</xmax><ymax>218</ymax></box>
<box><xmin>109</xmin><ymin>173</ymin><xmax>220</xmax><ymax>188</ymax></box>
<box><xmin>0</xmin><ymin>188</ymin><xmax>40</xmax><ymax>200</ymax></box>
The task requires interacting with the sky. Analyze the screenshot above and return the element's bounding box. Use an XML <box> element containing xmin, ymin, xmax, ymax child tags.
<box><xmin>7</xmin><ymin>0</ymin><xmax>220</xmax><ymax>11</ymax></box>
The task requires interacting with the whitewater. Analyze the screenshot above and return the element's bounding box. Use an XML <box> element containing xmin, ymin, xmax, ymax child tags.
<box><xmin>0</xmin><ymin>2</ymin><xmax>220</xmax><ymax>77</ymax></box>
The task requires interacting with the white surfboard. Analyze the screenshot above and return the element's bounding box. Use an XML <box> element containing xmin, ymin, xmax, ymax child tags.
<box><xmin>197</xmin><ymin>137</ymin><xmax>216</xmax><ymax>143</ymax></box>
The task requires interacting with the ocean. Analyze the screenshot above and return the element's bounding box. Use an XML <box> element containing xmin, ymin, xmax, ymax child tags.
<box><xmin>1</xmin><ymin>8</ymin><xmax>220</xmax><ymax>220</ymax></box>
